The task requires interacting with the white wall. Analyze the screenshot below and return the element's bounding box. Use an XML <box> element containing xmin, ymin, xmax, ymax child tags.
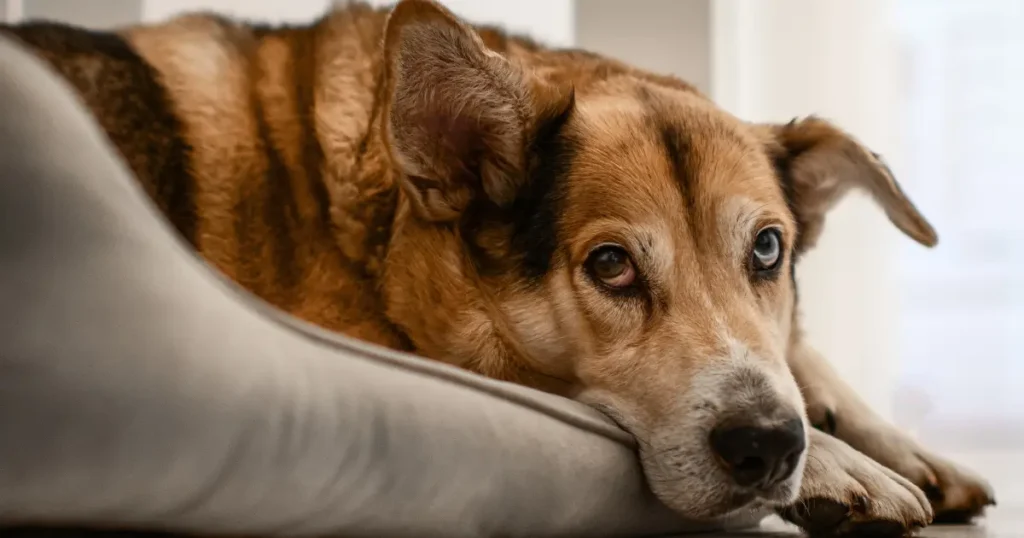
<box><xmin>363</xmin><ymin>0</ymin><xmax>575</xmax><ymax>47</ymax></box>
<box><xmin>576</xmin><ymin>0</ymin><xmax>711</xmax><ymax>94</ymax></box>
<box><xmin>142</xmin><ymin>0</ymin><xmax>330</xmax><ymax>23</ymax></box>
<box><xmin>712</xmin><ymin>0</ymin><xmax>904</xmax><ymax>418</ymax></box>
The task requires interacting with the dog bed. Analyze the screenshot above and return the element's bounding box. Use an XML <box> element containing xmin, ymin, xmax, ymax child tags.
<box><xmin>0</xmin><ymin>34</ymin><xmax>770</xmax><ymax>538</ymax></box>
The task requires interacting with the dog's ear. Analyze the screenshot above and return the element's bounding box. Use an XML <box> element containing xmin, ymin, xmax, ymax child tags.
<box><xmin>761</xmin><ymin>116</ymin><xmax>938</xmax><ymax>254</ymax></box>
<box><xmin>382</xmin><ymin>0</ymin><xmax>574</xmax><ymax>222</ymax></box>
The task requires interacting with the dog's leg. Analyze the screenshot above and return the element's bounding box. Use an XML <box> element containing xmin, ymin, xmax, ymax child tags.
<box><xmin>789</xmin><ymin>334</ymin><xmax>996</xmax><ymax>522</ymax></box>
<box><xmin>779</xmin><ymin>428</ymin><xmax>933</xmax><ymax>536</ymax></box>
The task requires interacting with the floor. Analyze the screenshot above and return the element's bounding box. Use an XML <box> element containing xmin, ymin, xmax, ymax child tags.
<box><xmin>737</xmin><ymin>511</ymin><xmax>1023</xmax><ymax>537</ymax></box>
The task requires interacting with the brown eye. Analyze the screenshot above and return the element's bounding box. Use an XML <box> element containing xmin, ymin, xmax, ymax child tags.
<box><xmin>751</xmin><ymin>227</ymin><xmax>783</xmax><ymax>274</ymax></box>
<box><xmin>586</xmin><ymin>245</ymin><xmax>637</xmax><ymax>288</ymax></box>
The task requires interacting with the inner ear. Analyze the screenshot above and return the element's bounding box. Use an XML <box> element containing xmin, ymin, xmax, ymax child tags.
<box><xmin>763</xmin><ymin>116</ymin><xmax>938</xmax><ymax>254</ymax></box>
<box><xmin>382</xmin><ymin>0</ymin><xmax>573</xmax><ymax>223</ymax></box>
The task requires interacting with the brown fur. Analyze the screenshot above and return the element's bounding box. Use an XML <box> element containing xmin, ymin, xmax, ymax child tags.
<box><xmin>1</xmin><ymin>1</ymin><xmax>991</xmax><ymax>534</ymax></box>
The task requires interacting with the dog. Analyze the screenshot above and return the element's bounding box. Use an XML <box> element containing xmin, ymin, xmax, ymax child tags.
<box><xmin>2</xmin><ymin>0</ymin><xmax>995</xmax><ymax>534</ymax></box>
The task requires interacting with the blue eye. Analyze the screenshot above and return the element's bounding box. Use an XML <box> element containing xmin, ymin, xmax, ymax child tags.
<box><xmin>751</xmin><ymin>228</ymin><xmax>782</xmax><ymax>273</ymax></box>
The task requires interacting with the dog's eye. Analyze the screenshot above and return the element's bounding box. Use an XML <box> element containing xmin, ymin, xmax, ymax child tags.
<box><xmin>586</xmin><ymin>245</ymin><xmax>636</xmax><ymax>288</ymax></box>
<box><xmin>751</xmin><ymin>227</ymin><xmax>782</xmax><ymax>274</ymax></box>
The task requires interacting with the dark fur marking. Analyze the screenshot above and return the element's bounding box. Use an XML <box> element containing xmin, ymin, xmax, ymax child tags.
<box><xmin>772</xmin><ymin>152</ymin><xmax>803</xmax><ymax>255</ymax></box>
<box><xmin>461</xmin><ymin>91</ymin><xmax>576</xmax><ymax>281</ymax></box>
<box><xmin>234</xmin><ymin>39</ymin><xmax>301</xmax><ymax>297</ymax></box>
<box><xmin>660</xmin><ymin>123</ymin><xmax>694</xmax><ymax>209</ymax></box>
<box><xmin>289</xmin><ymin>26</ymin><xmax>333</xmax><ymax>229</ymax></box>
<box><xmin>259</xmin><ymin>109</ymin><xmax>303</xmax><ymax>294</ymax></box>
<box><xmin>656</xmin><ymin>119</ymin><xmax>705</xmax><ymax>250</ymax></box>
<box><xmin>3</xmin><ymin>22</ymin><xmax>197</xmax><ymax>246</ymax></box>
<box><xmin>770</xmin><ymin>118</ymin><xmax>818</xmax><ymax>256</ymax></box>
<box><xmin>636</xmin><ymin>87</ymin><xmax>701</xmax><ymax>243</ymax></box>
<box><xmin>510</xmin><ymin>92</ymin><xmax>577</xmax><ymax>280</ymax></box>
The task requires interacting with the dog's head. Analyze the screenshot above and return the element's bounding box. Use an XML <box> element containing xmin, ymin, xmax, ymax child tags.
<box><xmin>379</xmin><ymin>0</ymin><xmax>937</xmax><ymax>520</ymax></box>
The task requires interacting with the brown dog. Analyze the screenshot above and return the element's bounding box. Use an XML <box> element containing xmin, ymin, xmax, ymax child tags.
<box><xmin>2</xmin><ymin>0</ymin><xmax>995</xmax><ymax>534</ymax></box>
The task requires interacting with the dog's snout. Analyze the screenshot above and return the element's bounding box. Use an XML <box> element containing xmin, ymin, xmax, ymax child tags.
<box><xmin>709</xmin><ymin>417</ymin><xmax>805</xmax><ymax>489</ymax></box>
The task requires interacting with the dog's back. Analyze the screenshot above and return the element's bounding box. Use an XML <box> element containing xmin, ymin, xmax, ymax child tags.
<box><xmin>1</xmin><ymin>5</ymin><xmax>413</xmax><ymax>345</ymax></box>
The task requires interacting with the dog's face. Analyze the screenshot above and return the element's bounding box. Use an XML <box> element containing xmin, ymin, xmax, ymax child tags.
<box><xmin>380</xmin><ymin>0</ymin><xmax>938</xmax><ymax>520</ymax></box>
<box><xmin>528</xmin><ymin>90</ymin><xmax>809</xmax><ymax>517</ymax></box>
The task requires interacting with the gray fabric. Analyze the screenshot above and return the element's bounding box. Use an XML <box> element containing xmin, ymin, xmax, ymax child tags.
<box><xmin>0</xmin><ymin>36</ymin><xmax>760</xmax><ymax>537</ymax></box>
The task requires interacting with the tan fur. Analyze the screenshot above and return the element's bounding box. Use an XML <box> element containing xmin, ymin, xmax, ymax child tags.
<box><xmin>123</xmin><ymin>7</ymin><xmax>409</xmax><ymax>347</ymax></box>
<box><xmin>125</xmin><ymin>16</ymin><xmax>264</xmax><ymax>276</ymax></box>
<box><xmin>1</xmin><ymin>0</ymin><xmax>992</xmax><ymax>533</ymax></box>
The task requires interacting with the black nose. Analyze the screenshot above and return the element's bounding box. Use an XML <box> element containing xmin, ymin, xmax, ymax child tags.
<box><xmin>709</xmin><ymin>417</ymin><xmax>806</xmax><ymax>489</ymax></box>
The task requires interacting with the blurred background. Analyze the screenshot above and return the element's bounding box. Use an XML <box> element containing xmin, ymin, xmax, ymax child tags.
<box><xmin>4</xmin><ymin>0</ymin><xmax>1020</xmax><ymax>500</ymax></box>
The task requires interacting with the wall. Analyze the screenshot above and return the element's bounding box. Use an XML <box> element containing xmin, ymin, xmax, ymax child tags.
<box><xmin>142</xmin><ymin>0</ymin><xmax>330</xmax><ymax>23</ymax></box>
<box><xmin>575</xmin><ymin>0</ymin><xmax>711</xmax><ymax>95</ymax></box>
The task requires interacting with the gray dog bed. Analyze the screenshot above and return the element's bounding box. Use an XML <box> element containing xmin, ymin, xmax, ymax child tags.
<box><xmin>0</xmin><ymin>34</ymin><xmax>770</xmax><ymax>538</ymax></box>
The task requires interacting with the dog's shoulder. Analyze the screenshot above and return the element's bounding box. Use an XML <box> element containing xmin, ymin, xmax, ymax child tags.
<box><xmin>1</xmin><ymin>19</ymin><xmax>169</xmax><ymax>105</ymax></box>
<box><xmin>2</xmin><ymin>19</ymin><xmax>200</xmax><ymax>241</ymax></box>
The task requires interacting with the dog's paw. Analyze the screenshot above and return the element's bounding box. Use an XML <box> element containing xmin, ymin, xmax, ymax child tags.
<box><xmin>843</xmin><ymin>422</ymin><xmax>995</xmax><ymax>523</ymax></box>
<box><xmin>779</xmin><ymin>430</ymin><xmax>933</xmax><ymax>537</ymax></box>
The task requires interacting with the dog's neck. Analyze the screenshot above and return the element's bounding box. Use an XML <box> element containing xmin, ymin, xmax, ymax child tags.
<box><xmin>325</xmin><ymin>108</ymin><xmax>398</xmax><ymax>283</ymax></box>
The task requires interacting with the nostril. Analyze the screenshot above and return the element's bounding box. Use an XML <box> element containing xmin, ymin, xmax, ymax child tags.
<box><xmin>709</xmin><ymin>425</ymin><xmax>775</xmax><ymax>487</ymax></box>
<box><xmin>766</xmin><ymin>444</ymin><xmax>805</xmax><ymax>486</ymax></box>
<box><xmin>733</xmin><ymin>456</ymin><xmax>768</xmax><ymax>485</ymax></box>
<box><xmin>709</xmin><ymin>418</ymin><xmax>806</xmax><ymax>489</ymax></box>
<box><xmin>735</xmin><ymin>457</ymin><xmax>766</xmax><ymax>474</ymax></box>
<box><xmin>785</xmin><ymin>449</ymin><xmax>801</xmax><ymax>469</ymax></box>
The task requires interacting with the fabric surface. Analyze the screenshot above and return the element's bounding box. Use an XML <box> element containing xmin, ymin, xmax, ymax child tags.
<box><xmin>0</xmin><ymin>35</ymin><xmax>761</xmax><ymax>537</ymax></box>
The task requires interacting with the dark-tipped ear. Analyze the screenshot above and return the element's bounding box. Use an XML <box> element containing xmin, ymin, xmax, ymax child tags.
<box><xmin>762</xmin><ymin>116</ymin><xmax>938</xmax><ymax>254</ymax></box>
<box><xmin>382</xmin><ymin>0</ymin><xmax>573</xmax><ymax>222</ymax></box>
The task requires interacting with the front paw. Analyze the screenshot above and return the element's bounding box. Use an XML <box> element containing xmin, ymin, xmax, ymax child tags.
<box><xmin>779</xmin><ymin>430</ymin><xmax>933</xmax><ymax>537</ymax></box>
<box><xmin>843</xmin><ymin>423</ymin><xmax>995</xmax><ymax>523</ymax></box>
